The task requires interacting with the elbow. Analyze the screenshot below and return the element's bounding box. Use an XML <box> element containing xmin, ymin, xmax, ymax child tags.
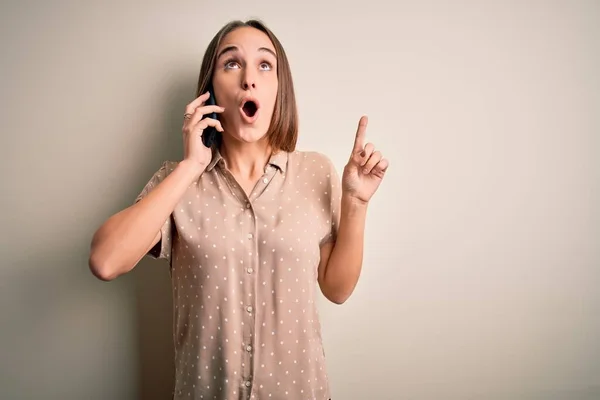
<box><xmin>319</xmin><ymin>277</ymin><xmax>354</xmax><ymax>305</ymax></box>
<box><xmin>88</xmin><ymin>251</ymin><xmax>118</xmax><ymax>282</ymax></box>
<box><xmin>88</xmin><ymin>228</ymin><xmax>123</xmax><ymax>281</ymax></box>
<box><xmin>322</xmin><ymin>287</ymin><xmax>352</xmax><ymax>305</ymax></box>
<box><xmin>327</xmin><ymin>293</ymin><xmax>350</xmax><ymax>305</ymax></box>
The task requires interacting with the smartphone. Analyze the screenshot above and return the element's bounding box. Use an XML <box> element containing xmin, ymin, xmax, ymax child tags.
<box><xmin>201</xmin><ymin>85</ymin><xmax>220</xmax><ymax>148</ymax></box>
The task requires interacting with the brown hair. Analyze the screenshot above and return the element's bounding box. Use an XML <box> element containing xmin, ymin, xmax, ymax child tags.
<box><xmin>195</xmin><ymin>19</ymin><xmax>298</xmax><ymax>152</ymax></box>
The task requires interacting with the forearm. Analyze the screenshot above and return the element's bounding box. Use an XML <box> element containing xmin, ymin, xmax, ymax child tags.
<box><xmin>89</xmin><ymin>160</ymin><xmax>202</xmax><ymax>280</ymax></box>
<box><xmin>321</xmin><ymin>194</ymin><xmax>368</xmax><ymax>303</ymax></box>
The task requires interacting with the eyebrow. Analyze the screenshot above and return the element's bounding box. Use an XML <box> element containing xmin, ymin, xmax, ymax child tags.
<box><xmin>216</xmin><ymin>45</ymin><xmax>277</xmax><ymax>61</ymax></box>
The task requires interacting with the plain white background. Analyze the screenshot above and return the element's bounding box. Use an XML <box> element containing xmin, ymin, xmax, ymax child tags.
<box><xmin>1</xmin><ymin>1</ymin><xmax>599</xmax><ymax>399</ymax></box>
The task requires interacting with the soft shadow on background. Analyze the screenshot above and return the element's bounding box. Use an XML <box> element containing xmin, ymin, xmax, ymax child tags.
<box><xmin>2</xmin><ymin>1</ymin><xmax>600</xmax><ymax>400</ymax></box>
<box><xmin>132</xmin><ymin>75</ymin><xmax>195</xmax><ymax>400</ymax></box>
<box><xmin>134</xmin><ymin>258</ymin><xmax>174</xmax><ymax>400</ymax></box>
<box><xmin>133</xmin><ymin>74</ymin><xmax>195</xmax><ymax>400</ymax></box>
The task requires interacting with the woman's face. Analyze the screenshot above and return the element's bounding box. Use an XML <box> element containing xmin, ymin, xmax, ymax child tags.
<box><xmin>212</xmin><ymin>27</ymin><xmax>278</xmax><ymax>145</ymax></box>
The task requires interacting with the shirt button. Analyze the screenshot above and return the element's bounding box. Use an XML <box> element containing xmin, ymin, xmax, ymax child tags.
<box><xmin>247</xmin><ymin>233</ymin><xmax>253</xmax><ymax>239</ymax></box>
<box><xmin>262</xmin><ymin>178</ymin><xmax>268</xmax><ymax>184</ymax></box>
<box><xmin>246</xmin><ymin>306</ymin><xmax>253</xmax><ymax>313</ymax></box>
<box><xmin>245</xmin><ymin>380</ymin><xmax>252</xmax><ymax>387</ymax></box>
<box><xmin>246</xmin><ymin>345</ymin><xmax>252</xmax><ymax>352</ymax></box>
<box><xmin>245</xmin><ymin>202</ymin><xmax>250</xmax><ymax>209</ymax></box>
<box><xmin>247</xmin><ymin>268</ymin><xmax>253</xmax><ymax>274</ymax></box>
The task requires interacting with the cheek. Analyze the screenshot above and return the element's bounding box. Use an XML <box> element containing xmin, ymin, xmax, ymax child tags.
<box><xmin>264</xmin><ymin>84</ymin><xmax>278</xmax><ymax>114</ymax></box>
<box><xmin>218</xmin><ymin>91</ymin><xmax>238</xmax><ymax>108</ymax></box>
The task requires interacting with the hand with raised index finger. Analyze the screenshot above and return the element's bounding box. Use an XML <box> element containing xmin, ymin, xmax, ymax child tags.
<box><xmin>342</xmin><ymin>115</ymin><xmax>389</xmax><ymax>204</ymax></box>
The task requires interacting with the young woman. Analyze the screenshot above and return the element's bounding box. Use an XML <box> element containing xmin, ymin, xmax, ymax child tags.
<box><xmin>89</xmin><ymin>19</ymin><xmax>388</xmax><ymax>400</ymax></box>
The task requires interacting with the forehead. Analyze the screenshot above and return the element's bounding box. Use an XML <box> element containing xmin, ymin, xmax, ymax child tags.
<box><xmin>218</xmin><ymin>26</ymin><xmax>276</xmax><ymax>54</ymax></box>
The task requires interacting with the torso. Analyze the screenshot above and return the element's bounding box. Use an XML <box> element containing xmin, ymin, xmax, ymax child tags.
<box><xmin>143</xmin><ymin>150</ymin><xmax>341</xmax><ymax>400</ymax></box>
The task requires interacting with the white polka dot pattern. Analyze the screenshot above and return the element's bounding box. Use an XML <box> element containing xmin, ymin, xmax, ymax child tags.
<box><xmin>135</xmin><ymin>150</ymin><xmax>341</xmax><ymax>400</ymax></box>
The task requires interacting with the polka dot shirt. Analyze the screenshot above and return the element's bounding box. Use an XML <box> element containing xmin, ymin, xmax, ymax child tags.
<box><xmin>135</xmin><ymin>149</ymin><xmax>341</xmax><ymax>400</ymax></box>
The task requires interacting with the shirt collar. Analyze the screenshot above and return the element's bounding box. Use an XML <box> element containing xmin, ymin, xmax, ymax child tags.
<box><xmin>206</xmin><ymin>147</ymin><xmax>288</xmax><ymax>173</ymax></box>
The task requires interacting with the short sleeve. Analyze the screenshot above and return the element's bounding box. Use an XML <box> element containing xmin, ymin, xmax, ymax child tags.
<box><xmin>134</xmin><ymin>161</ymin><xmax>174</xmax><ymax>263</ymax></box>
<box><xmin>319</xmin><ymin>155</ymin><xmax>342</xmax><ymax>247</ymax></box>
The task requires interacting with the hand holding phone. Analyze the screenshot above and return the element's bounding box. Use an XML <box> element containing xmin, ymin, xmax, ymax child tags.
<box><xmin>181</xmin><ymin>90</ymin><xmax>224</xmax><ymax>172</ymax></box>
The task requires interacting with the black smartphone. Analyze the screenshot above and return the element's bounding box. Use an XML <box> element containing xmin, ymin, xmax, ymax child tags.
<box><xmin>201</xmin><ymin>85</ymin><xmax>219</xmax><ymax>148</ymax></box>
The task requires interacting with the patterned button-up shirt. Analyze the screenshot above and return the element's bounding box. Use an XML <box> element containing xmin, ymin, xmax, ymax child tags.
<box><xmin>136</xmin><ymin>149</ymin><xmax>341</xmax><ymax>400</ymax></box>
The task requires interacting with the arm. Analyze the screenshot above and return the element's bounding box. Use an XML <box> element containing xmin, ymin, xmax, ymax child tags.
<box><xmin>317</xmin><ymin>194</ymin><xmax>367</xmax><ymax>304</ymax></box>
<box><xmin>89</xmin><ymin>160</ymin><xmax>202</xmax><ymax>281</ymax></box>
<box><xmin>90</xmin><ymin>91</ymin><xmax>225</xmax><ymax>281</ymax></box>
<box><xmin>317</xmin><ymin>115</ymin><xmax>389</xmax><ymax>304</ymax></box>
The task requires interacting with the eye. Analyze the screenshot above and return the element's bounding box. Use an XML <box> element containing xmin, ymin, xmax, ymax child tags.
<box><xmin>224</xmin><ymin>59</ymin><xmax>240</xmax><ymax>70</ymax></box>
<box><xmin>259</xmin><ymin>61</ymin><xmax>273</xmax><ymax>71</ymax></box>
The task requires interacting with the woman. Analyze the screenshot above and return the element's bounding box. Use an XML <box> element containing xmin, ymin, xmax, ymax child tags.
<box><xmin>89</xmin><ymin>19</ymin><xmax>388</xmax><ymax>400</ymax></box>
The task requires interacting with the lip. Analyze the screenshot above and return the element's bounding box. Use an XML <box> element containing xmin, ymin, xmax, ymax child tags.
<box><xmin>239</xmin><ymin>96</ymin><xmax>260</xmax><ymax>124</ymax></box>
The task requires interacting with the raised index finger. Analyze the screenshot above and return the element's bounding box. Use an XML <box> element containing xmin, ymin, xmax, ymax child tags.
<box><xmin>352</xmin><ymin>115</ymin><xmax>368</xmax><ymax>153</ymax></box>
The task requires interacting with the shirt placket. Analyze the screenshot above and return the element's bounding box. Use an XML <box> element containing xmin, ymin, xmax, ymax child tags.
<box><xmin>245</xmin><ymin>165</ymin><xmax>277</xmax><ymax>398</ymax></box>
<box><xmin>241</xmin><ymin>197</ymin><xmax>257</xmax><ymax>398</ymax></box>
<box><xmin>219</xmin><ymin>163</ymin><xmax>278</xmax><ymax>399</ymax></box>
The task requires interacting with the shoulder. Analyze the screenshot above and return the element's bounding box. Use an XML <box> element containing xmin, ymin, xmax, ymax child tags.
<box><xmin>136</xmin><ymin>160</ymin><xmax>180</xmax><ymax>201</ymax></box>
<box><xmin>286</xmin><ymin>151</ymin><xmax>341</xmax><ymax>198</ymax></box>
<box><xmin>287</xmin><ymin>150</ymin><xmax>338</xmax><ymax>175</ymax></box>
<box><xmin>140</xmin><ymin>160</ymin><xmax>181</xmax><ymax>188</ymax></box>
<box><xmin>146</xmin><ymin>160</ymin><xmax>180</xmax><ymax>180</ymax></box>
<box><xmin>159</xmin><ymin>160</ymin><xmax>180</xmax><ymax>173</ymax></box>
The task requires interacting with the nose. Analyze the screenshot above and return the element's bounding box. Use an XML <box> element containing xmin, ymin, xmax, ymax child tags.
<box><xmin>241</xmin><ymin>69</ymin><xmax>256</xmax><ymax>90</ymax></box>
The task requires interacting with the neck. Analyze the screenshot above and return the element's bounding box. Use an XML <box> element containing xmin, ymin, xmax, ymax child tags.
<box><xmin>219</xmin><ymin>137</ymin><xmax>273</xmax><ymax>180</ymax></box>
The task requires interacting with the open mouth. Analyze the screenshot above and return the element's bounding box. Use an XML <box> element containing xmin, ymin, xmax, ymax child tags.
<box><xmin>241</xmin><ymin>99</ymin><xmax>259</xmax><ymax>118</ymax></box>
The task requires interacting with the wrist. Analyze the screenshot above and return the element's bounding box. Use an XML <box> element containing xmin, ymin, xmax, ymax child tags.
<box><xmin>341</xmin><ymin>193</ymin><xmax>368</xmax><ymax>216</ymax></box>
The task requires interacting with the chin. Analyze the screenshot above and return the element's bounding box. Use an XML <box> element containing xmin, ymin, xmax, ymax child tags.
<box><xmin>230</xmin><ymin>125</ymin><xmax>269</xmax><ymax>144</ymax></box>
